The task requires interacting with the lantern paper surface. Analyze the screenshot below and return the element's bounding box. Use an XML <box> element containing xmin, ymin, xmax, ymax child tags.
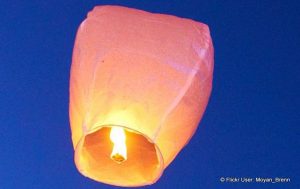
<box><xmin>70</xmin><ymin>5</ymin><xmax>214</xmax><ymax>187</ymax></box>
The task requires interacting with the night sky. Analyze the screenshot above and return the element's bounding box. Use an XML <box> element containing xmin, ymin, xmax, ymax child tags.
<box><xmin>1</xmin><ymin>1</ymin><xmax>299</xmax><ymax>188</ymax></box>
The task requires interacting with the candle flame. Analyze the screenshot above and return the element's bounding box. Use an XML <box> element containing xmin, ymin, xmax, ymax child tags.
<box><xmin>110</xmin><ymin>127</ymin><xmax>127</xmax><ymax>163</ymax></box>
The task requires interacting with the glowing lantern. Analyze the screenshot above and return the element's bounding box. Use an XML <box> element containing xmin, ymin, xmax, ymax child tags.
<box><xmin>69</xmin><ymin>5</ymin><xmax>214</xmax><ymax>187</ymax></box>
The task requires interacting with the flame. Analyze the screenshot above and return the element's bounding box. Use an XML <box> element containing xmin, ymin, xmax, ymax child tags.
<box><xmin>110</xmin><ymin>127</ymin><xmax>127</xmax><ymax>163</ymax></box>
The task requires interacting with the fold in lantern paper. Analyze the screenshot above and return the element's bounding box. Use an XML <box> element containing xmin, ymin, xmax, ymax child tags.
<box><xmin>69</xmin><ymin>5</ymin><xmax>214</xmax><ymax>187</ymax></box>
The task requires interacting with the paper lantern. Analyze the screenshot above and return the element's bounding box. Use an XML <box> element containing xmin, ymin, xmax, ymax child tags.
<box><xmin>69</xmin><ymin>5</ymin><xmax>214</xmax><ymax>187</ymax></box>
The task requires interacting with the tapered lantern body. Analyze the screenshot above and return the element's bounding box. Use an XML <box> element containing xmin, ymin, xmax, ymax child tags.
<box><xmin>69</xmin><ymin>5</ymin><xmax>214</xmax><ymax>187</ymax></box>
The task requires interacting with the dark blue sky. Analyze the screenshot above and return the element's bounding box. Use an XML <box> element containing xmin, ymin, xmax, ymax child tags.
<box><xmin>1</xmin><ymin>1</ymin><xmax>299</xmax><ymax>188</ymax></box>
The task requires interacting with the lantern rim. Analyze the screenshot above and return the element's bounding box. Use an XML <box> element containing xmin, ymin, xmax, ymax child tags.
<box><xmin>74</xmin><ymin>124</ymin><xmax>165</xmax><ymax>187</ymax></box>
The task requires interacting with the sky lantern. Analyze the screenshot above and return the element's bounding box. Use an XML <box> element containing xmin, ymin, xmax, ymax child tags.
<box><xmin>69</xmin><ymin>5</ymin><xmax>214</xmax><ymax>187</ymax></box>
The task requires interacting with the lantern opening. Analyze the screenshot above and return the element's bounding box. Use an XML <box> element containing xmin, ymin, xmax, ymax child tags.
<box><xmin>110</xmin><ymin>127</ymin><xmax>127</xmax><ymax>163</ymax></box>
<box><xmin>74</xmin><ymin>125</ymin><xmax>164</xmax><ymax>187</ymax></box>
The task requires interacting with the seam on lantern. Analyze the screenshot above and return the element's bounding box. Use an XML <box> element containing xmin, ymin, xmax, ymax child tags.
<box><xmin>152</xmin><ymin>46</ymin><xmax>210</xmax><ymax>141</ymax></box>
<box><xmin>152</xmin><ymin>68</ymin><xmax>197</xmax><ymax>141</ymax></box>
<box><xmin>76</xmin><ymin>21</ymin><xmax>96</xmax><ymax>125</ymax></box>
<box><xmin>192</xmin><ymin>22</ymin><xmax>210</xmax><ymax>49</ymax></box>
<box><xmin>84</xmin><ymin>52</ymin><xmax>102</xmax><ymax>130</ymax></box>
<box><xmin>77</xmin><ymin>20</ymin><xmax>88</xmax><ymax>70</ymax></box>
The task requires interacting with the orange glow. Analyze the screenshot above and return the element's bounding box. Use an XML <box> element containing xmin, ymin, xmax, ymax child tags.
<box><xmin>110</xmin><ymin>127</ymin><xmax>127</xmax><ymax>163</ymax></box>
<box><xmin>70</xmin><ymin>5</ymin><xmax>214</xmax><ymax>187</ymax></box>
